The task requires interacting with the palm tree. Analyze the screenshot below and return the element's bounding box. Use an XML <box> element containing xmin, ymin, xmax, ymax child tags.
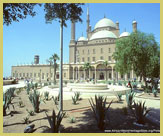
<box><xmin>103</xmin><ymin>61</ymin><xmax>109</xmax><ymax>81</ymax></box>
<box><xmin>51</xmin><ymin>53</ymin><xmax>59</xmax><ymax>84</ymax></box>
<box><xmin>46</xmin><ymin>57</ymin><xmax>53</xmax><ymax>82</ymax></box>
<box><xmin>83</xmin><ymin>62</ymin><xmax>92</xmax><ymax>80</ymax></box>
<box><xmin>44</xmin><ymin>3</ymin><xmax>84</xmax><ymax>111</ymax></box>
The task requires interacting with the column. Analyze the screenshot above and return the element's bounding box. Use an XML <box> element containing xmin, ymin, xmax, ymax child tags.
<box><xmin>72</xmin><ymin>67</ymin><xmax>74</xmax><ymax>81</ymax></box>
<box><xmin>112</xmin><ymin>67</ymin><xmax>114</xmax><ymax>80</ymax></box>
<box><xmin>78</xmin><ymin>67</ymin><xmax>80</xmax><ymax>80</ymax></box>
<box><xmin>95</xmin><ymin>67</ymin><xmax>97</xmax><ymax>81</ymax></box>
<box><xmin>89</xmin><ymin>69</ymin><xmax>91</xmax><ymax>79</ymax></box>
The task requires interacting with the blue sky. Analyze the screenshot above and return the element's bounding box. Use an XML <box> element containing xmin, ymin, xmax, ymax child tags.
<box><xmin>3</xmin><ymin>3</ymin><xmax>160</xmax><ymax>77</ymax></box>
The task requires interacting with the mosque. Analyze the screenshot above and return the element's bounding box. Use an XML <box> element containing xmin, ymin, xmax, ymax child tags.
<box><xmin>11</xmin><ymin>8</ymin><xmax>137</xmax><ymax>82</ymax></box>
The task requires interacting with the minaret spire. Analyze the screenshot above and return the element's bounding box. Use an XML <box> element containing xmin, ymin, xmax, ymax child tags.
<box><xmin>87</xmin><ymin>5</ymin><xmax>90</xmax><ymax>39</ymax></box>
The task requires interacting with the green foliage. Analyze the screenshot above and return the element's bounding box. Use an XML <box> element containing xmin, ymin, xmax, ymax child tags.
<box><xmin>44</xmin><ymin>3</ymin><xmax>84</xmax><ymax>27</ymax></box>
<box><xmin>23</xmin><ymin>116</ymin><xmax>30</xmax><ymax>124</ymax></box>
<box><xmin>126</xmin><ymin>91</ymin><xmax>135</xmax><ymax>109</ymax></box>
<box><xmin>26</xmin><ymin>109</ymin><xmax>35</xmax><ymax>116</ymax></box>
<box><xmin>152</xmin><ymin>88</ymin><xmax>158</xmax><ymax>97</ymax></box>
<box><xmin>28</xmin><ymin>90</ymin><xmax>43</xmax><ymax>113</ymax></box>
<box><xmin>122</xmin><ymin>107</ymin><xmax>128</xmax><ymax>115</ymax></box>
<box><xmin>7</xmin><ymin>87</ymin><xmax>16</xmax><ymax>97</ymax></box>
<box><xmin>69</xmin><ymin>116</ymin><xmax>76</xmax><ymax>123</ymax></box>
<box><xmin>44</xmin><ymin>91</ymin><xmax>50</xmax><ymax>101</ymax></box>
<box><xmin>3</xmin><ymin>92</ymin><xmax>15</xmax><ymax>116</ymax></box>
<box><xmin>83</xmin><ymin>62</ymin><xmax>92</xmax><ymax>79</ymax></box>
<box><xmin>113</xmin><ymin>31</ymin><xmax>160</xmax><ymax>85</ymax></box>
<box><xmin>44</xmin><ymin>82</ymin><xmax>48</xmax><ymax>86</ymax></box>
<box><xmin>34</xmin><ymin>83</ymin><xmax>38</xmax><ymax>89</ymax></box>
<box><xmin>72</xmin><ymin>95</ymin><xmax>78</xmax><ymax>105</ymax></box>
<box><xmin>45</xmin><ymin>110</ymin><xmax>66</xmax><ymax>133</ymax></box>
<box><xmin>52</xmin><ymin>95</ymin><xmax>59</xmax><ymax>105</ymax></box>
<box><xmin>26</xmin><ymin>83</ymin><xmax>31</xmax><ymax>95</ymax></box>
<box><xmin>89</xmin><ymin>95</ymin><xmax>113</xmax><ymax>131</ymax></box>
<box><xmin>3</xmin><ymin>3</ymin><xmax>41</xmax><ymax>26</ymax></box>
<box><xmin>133</xmin><ymin>101</ymin><xmax>150</xmax><ymax>124</ymax></box>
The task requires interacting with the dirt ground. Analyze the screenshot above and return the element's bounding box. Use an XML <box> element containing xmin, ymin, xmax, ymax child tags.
<box><xmin>3</xmin><ymin>89</ymin><xmax>160</xmax><ymax>133</ymax></box>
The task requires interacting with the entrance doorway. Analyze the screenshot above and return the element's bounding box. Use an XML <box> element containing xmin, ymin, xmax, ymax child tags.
<box><xmin>99</xmin><ymin>72</ymin><xmax>104</xmax><ymax>80</ymax></box>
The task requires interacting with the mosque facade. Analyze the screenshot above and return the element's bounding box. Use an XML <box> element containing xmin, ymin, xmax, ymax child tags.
<box><xmin>11</xmin><ymin>8</ymin><xmax>137</xmax><ymax>82</ymax></box>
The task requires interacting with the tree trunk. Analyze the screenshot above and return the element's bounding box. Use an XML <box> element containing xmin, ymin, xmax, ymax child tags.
<box><xmin>54</xmin><ymin>62</ymin><xmax>56</xmax><ymax>84</ymax></box>
<box><xmin>59</xmin><ymin>20</ymin><xmax>63</xmax><ymax>111</ymax></box>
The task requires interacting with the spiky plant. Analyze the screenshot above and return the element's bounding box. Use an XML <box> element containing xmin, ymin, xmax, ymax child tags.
<box><xmin>26</xmin><ymin>83</ymin><xmax>31</xmax><ymax>95</ymax></box>
<box><xmin>69</xmin><ymin>116</ymin><xmax>76</xmax><ymax>123</ymax></box>
<box><xmin>44</xmin><ymin>91</ymin><xmax>50</xmax><ymax>101</ymax></box>
<box><xmin>23</xmin><ymin>116</ymin><xmax>30</xmax><ymax>124</ymax></box>
<box><xmin>3</xmin><ymin>92</ymin><xmax>15</xmax><ymax>116</ymax></box>
<box><xmin>89</xmin><ymin>95</ymin><xmax>113</xmax><ymax>131</ymax></box>
<box><xmin>126</xmin><ymin>91</ymin><xmax>135</xmax><ymax>109</ymax></box>
<box><xmin>28</xmin><ymin>90</ymin><xmax>43</xmax><ymax>113</ymax></box>
<box><xmin>7</xmin><ymin>87</ymin><xmax>16</xmax><ymax>97</ymax></box>
<box><xmin>72</xmin><ymin>95</ymin><xmax>78</xmax><ymax>105</ymax></box>
<box><xmin>133</xmin><ymin>101</ymin><xmax>150</xmax><ymax>124</ymax></box>
<box><xmin>45</xmin><ymin>110</ymin><xmax>66</xmax><ymax>133</ymax></box>
<box><xmin>52</xmin><ymin>96</ymin><xmax>59</xmax><ymax>105</ymax></box>
<box><xmin>74</xmin><ymin>92</ymin><xmax>81</xmax><ymax>101</ymax></box>
<box><xmin>116</xmin><ymin>93</ymin><xmax>122</xmax><ymax>102</ymax></box>
<box><xmin>26</xmin><ymin>109</ymin><xmax>35</xmax><ymax>116</ymax></box>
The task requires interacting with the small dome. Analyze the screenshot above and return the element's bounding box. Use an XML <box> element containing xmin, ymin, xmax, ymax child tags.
<box><xmin>94</xmin><ymin>18</ymin><xmax>116</xmax><ymax>29</ymax></box>
<box><xmin>132</xmin><ymin>20</ymin><xmax>137</xmax><ymax>23</ymax></box>
<box><xmin>90</xmin><ymin>30</ymin><xmax>117</xmax><ymax>40</ymax></box>
<box><xmin>119</xmin><ymin>32</ymin><xmax>130</xmax><ymax>38</ymax></box>
<box><xmin>78</xmin><ymin>36</ymin><xmax>87</xmax><ymax>41</ymax></box>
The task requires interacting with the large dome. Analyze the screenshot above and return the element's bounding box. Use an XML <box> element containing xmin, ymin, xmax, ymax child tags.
<box><xmin>90</xmin><ymin>30</ymin><xmax>117</xmax><ymax>40</ymax></box>
<box><xmin>94</xmin><ymin>18</ymin><xmax>116</xmax><ymax>29</ymax></box>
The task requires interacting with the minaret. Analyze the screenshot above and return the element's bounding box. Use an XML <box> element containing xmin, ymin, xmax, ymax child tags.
<box><xmin>70</xmin><ymin>20</ymin><xmax>75</xmax><ymax>44</ymax></box>
<box><xmin>86</xmin><ymin>6</ymin><xmax>90</xmax><ymax>38</ymax></box>
<box><xmin>132</xmin><ymin>20</ymin><xmax>137</xmax><ymax>32</ymax></box>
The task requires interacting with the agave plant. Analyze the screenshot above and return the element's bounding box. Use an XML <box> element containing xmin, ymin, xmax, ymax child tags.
<box><xmin>44</xmin><ymin>91</ymin><xmax>50</xmax><ymax>101</ymax></box>
<box><xmin>72</xmin><ymin>95</ymin><xmax>78</xmax><ymax>105</ymax></box>
<box><xmin>69</xmin><ymin>116</ymin><xmax>76</xmax><ymax>123</ymax></box>
<box><xmin>126</xmin><ymin>91</ymin><xmax>135</xmax><ymax>109</ymax></box>
<box><xmin>28</xmin><ymin>90</ymin><xmax>44</xmax><ymax>113</ymax></box>
<box><xmin>45</xmin><ymin>110</ymin><xmax>66</xmax><ymax>133</ymax></box>
<box><xmin>3</xmin><ymin>92</ymin><xmax>15</xmax><ymax>116</ymax></box>
<box><xmin>26</xmin><ymin>109</ymin><xmax>35</xmax><ymax>116</ymax></box>
<box><xmin>7</xmin><ymin>87</ymin><xmax>16</xmax><ymax>97</ymax></box>
<box><xmin>26</xmin><ymin>83</ymin><xmax>31</xmax><ymax>95</ymax></box>
<box><xmin>23</xmin><ymin>115</ymin><xmax>30</xmax><ymax>124</ymax></box>
<box><xmin>89</xmin><ymin>95</ymin><xmax>113</xmax><ymax>131</ymax></box>
<box><xmin>52</xmin><ymin>96</ymin><xmax>59</xmax><ymax>105</ymax></box>
<box><xmin>114</xmin><ymin>91</ymin><xmax>122</xmax><ymax>102</ymax></box>
<box><xmin>75</xmin><ymin>92</ymin><xmax>81</xmax><ymax>101</ymax></box>
<box><xmin>133</xmin><ymin>101</ymin><xmax>150</xmax><ymax>124</ymax></box>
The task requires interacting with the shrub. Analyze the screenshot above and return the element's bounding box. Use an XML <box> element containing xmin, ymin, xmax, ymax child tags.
<box><xmin>152</xmin><ymin>88</ymin><xmax>158</xmax><ymax>97</ymax></box>
<box><xmin>126</xmin><ymin>91</ymin><xmax>135</xmax><ymax>109</ymax></box>
<box><xmin>64</xmin><ymin>81</ymin><xmax>68</xmax><ymax>85</ymax></box>
<box><xmin>133</xmin><ymin>101</ymin><xmax>150</xmax><ymax>124</ymax></box>
<box><xmin>75</xmin><ymin>92</ymin><xmax>81</xmax><ymax>101</ymax></box>
<box><xmin>44</xmin><ymin>91</ymin><xmax>50</xmax><ymax>101</ymax></box>
<box><xmin>34</xmin><ymin>83</ymin><xmax>38</xmax><ymax>89</ymax></box>
<box><xmin>44</xmin><ymin>82</ymin><xmax>48</xmax><ymax>86</ymax></box>
<box><xmin>52</xmin><ymin>95</ymin><xmax>59</xmax><ymax>105</ymax></box>
<box><xmin>45</xmin><ymin>110</ymin><xmax>65</xmax><ymax>133</ymax></box>
<box><xmin>3</xmin><ymin>92</ymin><xmax>15</xmax><ymax>116</ymax></box>
<box><xmin>89</xmin><ymin>95</ymin><xmax>113</xmax><ymax>131</ymax></box>
<box><xmin>7</xmin><ymin>87</ymin><xmax>16</xmax><ymax>97</ymax></box>
<box><xmin>28</xmin><ymin>90</ymin><xmax>44</xmax><ymax>113</ymax></box>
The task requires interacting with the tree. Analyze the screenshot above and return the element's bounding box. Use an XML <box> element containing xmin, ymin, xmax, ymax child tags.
<box><xmin>51</xmin><ymin>53</ymin><xmax>60</xmax><ymax>84</ymax></box>
<box><xmin>83</xmin><ymin>62</ymin><xmax>92</xmax><ymax>80</ymax></box>
<box><xmin>44</xmin><ymin>3</ymin><xmax>84</xmax><ymax>111</ymax></box>
<box><xmin>46</xmin><ymin>57</ymin><xmax>53</xmax><ymax>82</ymax></box>
<box><xmin>103</xmin><ymin>61</ymin><xmax>109</xmax><ymax>81</ymax></box>
<box><xmin>113</xmin><ymin>31</ymin><xmax>160</xmax><ymax>87</ymax></box>
<box><xmin>3</xmin><ymin>3</ymin><xmax>41</xmax><ymax>26</ymax></box>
